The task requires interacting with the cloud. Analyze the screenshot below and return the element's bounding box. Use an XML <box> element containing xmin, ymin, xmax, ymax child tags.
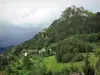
<box><xmin>0</xmin><ymin>0</ymin><xmax>100</xmax><ymax>27</ymax></box>
<box><xmin>0</xmin><ymin>0</ymin><xmax>100</xmax><ymax>47</ymax></box>
<box><xmin>0</xmin><ymin>22</ymin><xmax>41</xmax><ymax>47</ymax></box>
<box><xmin>0</xmin><ymin>0</ymin><xmax>62</xmax><ymax>28</ymax></box>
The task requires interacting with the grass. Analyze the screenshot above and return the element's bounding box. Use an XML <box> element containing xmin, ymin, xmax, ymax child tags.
<box><xmin>43</xmin><ymin>56</ymin><xmax>83</xmax><ymax>72</ymax></box>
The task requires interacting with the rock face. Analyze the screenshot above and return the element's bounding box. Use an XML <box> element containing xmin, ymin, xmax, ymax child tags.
<box><xmin>58</xmin><ymin>5</ymin><xmax>88</xmax><ymax>22</ymax></box>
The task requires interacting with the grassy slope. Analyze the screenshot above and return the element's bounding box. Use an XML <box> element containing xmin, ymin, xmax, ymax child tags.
<box><xmin>43</xmin><ymin>56</ymin><xmax>83</xmax><ymax>72</ymax></box>
<box><xmin>43</xmin><ymin>53</ymin><xmax>98</xmax><ymax>73</ymax></box>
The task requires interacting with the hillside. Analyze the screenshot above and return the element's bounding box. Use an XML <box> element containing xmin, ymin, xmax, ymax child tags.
<box><xmin>0</xmin><ymin>6</ymin><xmax>100</xmax><ymax>75</ymax></box>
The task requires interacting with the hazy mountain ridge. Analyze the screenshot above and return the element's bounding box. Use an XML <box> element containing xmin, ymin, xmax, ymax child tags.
<box><xmin>0</xmin><ymin>48</ymin><xmax>8</xmax><ymax>53</ymax></box>
<box><xmin>0</xmin><ymin>46</ymin><xmax>13</xmax><ymax>53</ymax></box>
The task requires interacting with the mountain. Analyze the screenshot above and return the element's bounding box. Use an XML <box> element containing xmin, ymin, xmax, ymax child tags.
<box><xmin>0</xmin><ymin>46</ymin><xmax>13</xmax><ymax>53</ymax></box>
<box><xmin>0</xmin><ymin>48</ymin><xmax>8</xmax><ymax>53</ymax></box>
<box><xmin>0</xmin><ymin>6</ymin><xmax>100</xmax><ymax>75</ymax></box>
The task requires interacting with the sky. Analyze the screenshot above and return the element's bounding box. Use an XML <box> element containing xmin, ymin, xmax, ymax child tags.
<box><xmin>0</xmin><ymin>0</ymin><xmax>100</xmax><ymax>47</ymax></box>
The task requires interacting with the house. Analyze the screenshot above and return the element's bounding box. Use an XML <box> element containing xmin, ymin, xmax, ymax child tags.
<box><xmin>24</xmin><ymin>52</ymin><xmax>27</xmax><ymax>56</ymax></box>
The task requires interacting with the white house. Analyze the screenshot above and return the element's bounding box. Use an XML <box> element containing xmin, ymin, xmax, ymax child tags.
<box><xmin>24</xmin><ymin>52</ymin><xmax>27</xmax><ymax>56</ymax></box>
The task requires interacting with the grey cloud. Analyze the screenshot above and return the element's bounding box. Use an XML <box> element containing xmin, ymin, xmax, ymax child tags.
<box><xmin>0</xmin><ymin>22</ymin><xmax>41</xmax><ymax>47</ymax></box>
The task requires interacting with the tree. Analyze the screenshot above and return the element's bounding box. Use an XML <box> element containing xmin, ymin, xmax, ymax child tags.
<box><xmin>22</xmin><ymin>56</ymin><xmax>33</xmax><ymax>70</ymax></box>
<box><xmin>56</xmin><ymin>51</ymin><xmax>63</xmax><ymax>62</ymax></box>
<box><xmin>5</xmin><ymin>66</ymin><xmax>14</xmax><ymax>75</ymax></box>
<box><xmin>95</xmin><ymin>56</ymin><xmax>100</xmax><ymax>75</ymax></box>
<box><xmin>83</xmin><ymin>54</ymin><xmax>94</xmax><ymax>75</ymax></box>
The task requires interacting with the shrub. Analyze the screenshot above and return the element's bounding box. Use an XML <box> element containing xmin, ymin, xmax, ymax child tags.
<box><xmin>62</xmin><ymin>53</ymin><xmax>74</xmax><ymax>63</ymax></box>
<box><xmin>71</xmin><ymin>53</ymin><xmax>84</xmax><ymax>62</ymax></box>
<box><xmin>60</xmin><ymin>68</ymin><xmax>70</xmax><ymax>75</ymax></box>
